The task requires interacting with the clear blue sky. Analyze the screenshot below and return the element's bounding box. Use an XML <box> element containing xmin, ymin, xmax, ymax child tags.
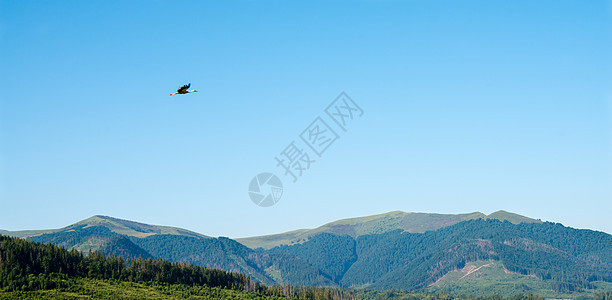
<box><xmin>1</xmin><ymin>0</ymin><xmax>611</xmax><ymax>237</ymax></box>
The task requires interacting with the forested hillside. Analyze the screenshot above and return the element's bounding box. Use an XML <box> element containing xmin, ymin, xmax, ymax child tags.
<box><xmin>269</xmin><ymin>219</ymin><xmax>612</xmax><ymax>297</ymax></box>
<box><xmin>237</xmin><ymin>210</ymin><xmax>541</xmax><ymax>249</ymax></box>
<box><xmin>27</xmin><ymin>225</ymin><xmax>337</xmax><ymax>287</ymax></box>
<box><xmin>29</xmin><ymin>225</ymin><xmax>152</xmax><ymax>259</ymax></box>
<box><xmin>4</xmin><ymin>213</ymin><xmax>611</xmax><ymax>298</ymax></box>
<box><xmin>0</xmin><ymin>234</ymin><xmax>354</xmax><ymax>299</ymax></box>
<box><xmin>1</xmin><ymin>234</ymin><xmax>574</xmax><ymax>299</ymax></box>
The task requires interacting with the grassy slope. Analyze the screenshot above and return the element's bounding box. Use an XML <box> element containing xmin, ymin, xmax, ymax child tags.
<box><xmin>0</xmin><ymin>228</ymin><xmax>60</xmax><ymax>239</ymax></box>
<box><xmin>237</xmin><ymin>211</ymin><xmax>541</xmax><ymax>249</ymax></box>
<box><xmin>485</xmin><ymin>211</ymin><xmax>541</xmax><ymax>225</ymax></box>
<box><xmin>0</xmin><ymin>277</ymin><xmax>289</xmax><ymax>300</ymax></box>
<box><xmin>3</xmin><ymin>215</ymin><xmax>209</xmax><ymax>239</ymax></box>
<box><xmin>72</xmin><ymin>215</ymin><xmax>209</xmax><ymax>238</ymax></box>
<box><xmin>428</xmin><ymin>260</ymin><xmax>612</xmax><ymax>299</ymax></box>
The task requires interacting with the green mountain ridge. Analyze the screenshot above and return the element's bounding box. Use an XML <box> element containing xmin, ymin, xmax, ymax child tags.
<box><xmin>236</xmin><ymin>210</ymin><xmax>541</xmax><ymax>249</ymax></box>
<box><xmin>2</xmin><ymin>215</ymin><xmax>209</xmax><ymax>239</ymax></box>
<box><xmin>26</xmin><ymin>225</ymin><xmax>153</xmax><ymax>259</ymax></box>
<box><xmin>3</xmin><ymin>211</ymin><xmax>610</xmax><ymax>298</ymax></box>
<box><xmin>4</xmin><ymin>234</ymin><xmax>558</xmax><ymax>300</ymax></box>
<box><xmin>18</xmin><ymin>217</ymin><xmax>336</xmax><ymax>287</ymax></box>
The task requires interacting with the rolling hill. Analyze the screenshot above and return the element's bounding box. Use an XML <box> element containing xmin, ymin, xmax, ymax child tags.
<box><xmin>236</xmin><ymin>210</ymin><xmax>541</xmax><ymax>249</ymax></box>
<box><xmin>2</xmin><ymin>215</ymin><xmax>208</xmax><ymax>239</ymax></box>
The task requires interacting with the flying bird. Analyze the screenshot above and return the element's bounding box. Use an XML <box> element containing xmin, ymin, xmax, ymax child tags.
<box><xmin>170</xmin><ymin>83</ymin><xmax>198</xmax><ymax>96</ymax></box>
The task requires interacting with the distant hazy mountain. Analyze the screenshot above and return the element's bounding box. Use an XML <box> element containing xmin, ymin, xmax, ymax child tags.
<box><xmin>236</xmin><ymin>210</ymin><xmax>541</xmax><ymax>249</ymax></box>
<box><xmin>3</xmin><ymin>211</ymin><xmax>610</xmax><ymax>298</ymax></box>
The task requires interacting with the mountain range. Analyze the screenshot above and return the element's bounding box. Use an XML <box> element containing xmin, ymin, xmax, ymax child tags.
<box><xmin>237</xmin><ymin>210</ymin><xmax>542</xmax><ymax>249</ymax></box>
<box><xmin>1</xmin><ymin>210</ymin><xmax>610</xmax><ymax>298</ymax></box>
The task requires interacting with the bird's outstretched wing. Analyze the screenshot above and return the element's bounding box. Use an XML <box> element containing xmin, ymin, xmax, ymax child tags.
<box><xmin>177</xmin><ymin>83</ymin><xmax>191</xmax><ymax>93</ymax></box>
